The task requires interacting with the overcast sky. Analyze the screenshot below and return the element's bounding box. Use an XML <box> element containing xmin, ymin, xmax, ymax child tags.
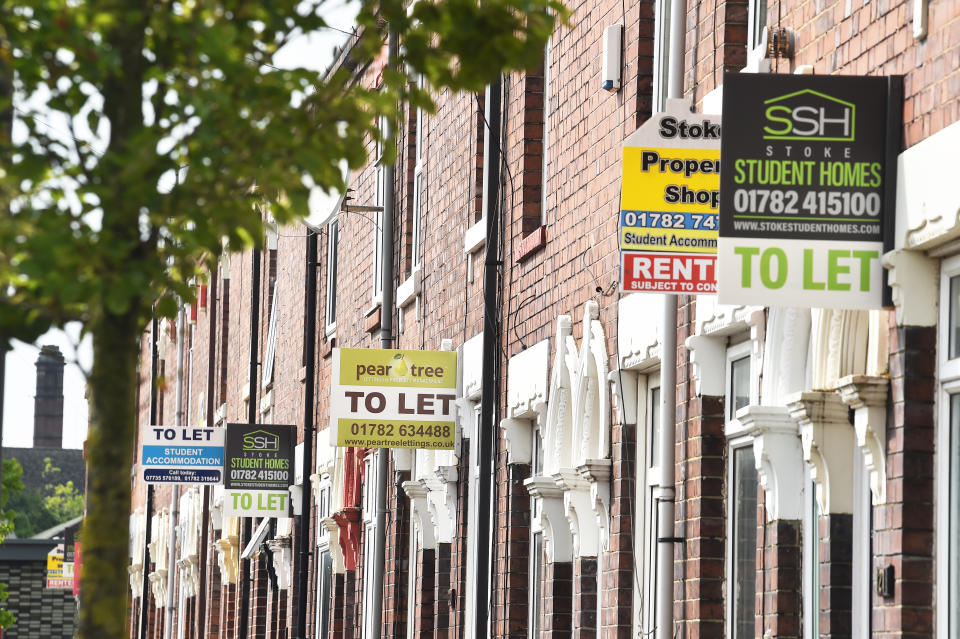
<box><xmin>2</xmin><ymin>3</ymin><xmax>358</xmax><ymax>451</ymax></box>
<box><xmin>3</xmin><ymin>326</ymin><xmax>91</xmax><ymax>450</ymax></box>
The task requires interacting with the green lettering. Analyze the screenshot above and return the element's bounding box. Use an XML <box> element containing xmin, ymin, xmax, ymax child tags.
<box><xmin>827</xmin><ymin>250</ymin><xmax>851</xmax><ymax>290</ymax></box>
<box><xmin>734</xmin><ymin>159</ymin><xmax>746</xmax><ymax>184</ymax></box>
<box><xmin>869</xmin><ymin>162</ymin><xmax>883</xmax><ymax>187</ymax></box>
<box><xmin>803</xmin><ymin>249</ymin><xmax>825</xmax><ymax>290</ymax></box>
<box><xmin>734</xmin><ymin>246</ymin><xmax>761</xmax><ymax>288</ymax></box>
<box><xmin>764</xmin><ymin>105</ymin><xmax>793</xmax><ymax>136</ymax></box>
<box><xmin>818</xmin><ymin>161</ymin><xmax>832</xmax><ymax>186</ymax></box>
<box><xmin>851</xmin><ymin>250</ymin><xmax>879</xmax><ymax>291</ymax></box>
<box><xmin>760</xmin><ymin>248</ymin><xmax>788</xmax><ymax>289</ymax></box>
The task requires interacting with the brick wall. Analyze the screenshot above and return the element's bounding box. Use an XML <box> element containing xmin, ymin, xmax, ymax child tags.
<box><xmin>542</xmin><ymin>561</ymin><xmax>574</xmax><ymax>639</ymax></box>
<box><xmin>573</xmin><ymin>557</ymin><xmax>598</xmax><ymax>639</ymax></box>
<box><xmin>819</xmin><ymin>514</ymin><xmax>853</xmax><ymax>639</ymax></box>
<box><xmin>493</xmin><ymin>454</ymin><xmax>532</xmax><ymax>638</ymax></box>
<box><xmin>676</xmin><ymin>299</ymin><xmax>726</xmax><ymax>639</ymax></box>
<box><xmin>757</xmin><ymin>518</ymin><xmax>802</xmax><ymax>638</ymax></box>
<box><xmin>383</xmin><ymin>466</ymin><xmax>411</xmax><ymax>639</ymax></box>
<box><xmin>0</xmin><ymin>559</ymin><xmax>76</xmax><ymax>638</ymax></box>
<box><xmin>874</xmin><ymin>324</ymin><xmax>936</xmax><ymax>637</ymax></box>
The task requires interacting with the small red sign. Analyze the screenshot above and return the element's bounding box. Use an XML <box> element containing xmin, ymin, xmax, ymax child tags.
<box><xmin>621</xmin><ymin>252</ymin><xmax>717</xmax><ymax>294</ymax></box>
<box><xmin>73</xmin><ymin>543</ymin><xmax>81</xmax><ymax>596</ymax></box>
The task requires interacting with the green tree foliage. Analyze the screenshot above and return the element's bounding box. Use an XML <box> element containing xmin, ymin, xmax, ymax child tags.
<box><xmin>4</xmin><ymin>458</ymin><xmax>84</xmax><ymax>537</ymax></box>
<box><xmin>0</xmin><ymin>2</ymin><xmax>566</xmax><ymax>638</ymax></box>
<box><xmin>0</xmin><ymin>459</ymin><xmax>24</xmax><ymax>629</ymax></box>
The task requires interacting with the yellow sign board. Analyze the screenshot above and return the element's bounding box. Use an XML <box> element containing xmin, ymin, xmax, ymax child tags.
<box><xmin>618</xmin><ymin>102</ymin><xmax>722</xmax><ymax>294</ymax></box>
<box><xmin>330</xmin><ymin>348</ymin><xmax>458</xmax><ymax>450</ymax></box>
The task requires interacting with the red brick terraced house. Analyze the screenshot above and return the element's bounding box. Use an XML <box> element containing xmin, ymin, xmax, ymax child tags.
<box><xmin>126</xmin><ymin>0</ymin><xmax>960</xmax><ymax>638</ymax></box>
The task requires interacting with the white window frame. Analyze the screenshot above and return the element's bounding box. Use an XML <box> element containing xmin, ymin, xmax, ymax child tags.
<box><xmin>634</xmin><ymin>372</ymin><xmax>661</xmax><ymax>636</ymax></box>
<box><xmin>726</xmin><ymin>341</ymin><xmax>754</xmax><ymax>424</ymax></box>
<box><xmin>937</xmin><ymin>255</ymin><xmax>960</xmax><ymax>637</ymax></box>
<box><xmin>262</xmin><ymin>283</ymin><xmax>279</xmax><ymax>388</ymax></box>
<box><xmin>529</xmin><ymin>423</ymin><xmax>544</xmax><ymax>639</ymax></box>
<box><xmin>325</xmin><ymin>218</ymin><xmax>339</xmax><ymax>336</ymax></box>
<box><xmin>412</xmin><ymin>76</ymin><xmax>424</xmax><ymax>269</ymax></box>
<box><xmin>745</xmin><ymin>0</ymin><xmax>771</xmax><ymax>71</ymax></box>
<box><xmin>724</xmin><ymin>339</ymin><xmax>757</xmax><ymax>639</ymax></box>
<box><xmin>727</xmin><ymin>440</ymin><xmax>758</xmax><ymax>639</ymax></box>
<box><xmin>406</xmin><ymin>454</ymin><xmax>419</xmax><ymax>639</ymax></box>
<box><xmin>315</xmin><ymin>480</ymin><xmax>333</xmax><ymax>639</ymax></box>
<box><xmin>851</xmin><ymin>445</ymin><xmax>872</xmax><ymax>639</ymax></box>
<box><xmin>373</xmin><ymin>116</ymin><xmax>387</xmax><ymax>300</ymax></box>
<box><xmin>801</xmin><ymin>476</ymin><xmax>819</xmax><ymax>639</ymax></box>
<box><xmin>541</xmin><ymin>37</ymin><xmax>552</xmax><ymax>224</ymax></box>
<box><xmin>362</xmin><ymin>452</ymin><xmax>379</xmax><ymax>639</ymax></box>
<box><xmin>463</xmin><ymin>402</ymin><xmax>482</xmax><ymax>638</ymax></box>
<box><xmin>652</xmin><ymin>0</ymin><xmax>671</xmax><ymax>112</ymax></box>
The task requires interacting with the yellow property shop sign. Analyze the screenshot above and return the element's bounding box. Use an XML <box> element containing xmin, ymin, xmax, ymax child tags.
<box><xmin>329</xmin><ymin>348</ymin><xmax>458</xmax><ymax>449</ymax></box>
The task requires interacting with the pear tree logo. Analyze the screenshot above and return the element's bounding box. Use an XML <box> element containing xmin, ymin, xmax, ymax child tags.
<box><xmin>390</xmin><ymin>352</ymin><xmax>410</xmax><ymax>379</ymax></box>
<box><xmin>762</xmin><ymin>89</ymin><xmax>855</xmax><ymax>142</ymax></box>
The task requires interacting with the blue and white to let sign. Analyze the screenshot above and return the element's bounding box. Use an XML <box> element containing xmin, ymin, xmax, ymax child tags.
<box><xmin>140</xmin><ymin>426</ymin><xmax>225</xmax><ymax>484</ymax></box>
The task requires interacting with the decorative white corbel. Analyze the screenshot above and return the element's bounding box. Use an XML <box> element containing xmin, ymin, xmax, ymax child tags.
<box><xmin>525</xmin><ymin>476</ymin><xmax>572</xmax><ymax>563</ymax></box>
<box><xmin>215</xmin><ymin>517</ymin><xmax>240</xmax><ymax>584</ymax></box>
<box><xmin>685</xmin><ymin>334</ymin><xmax>726</xmax><ymax>396</ymax></box>
<box><xmin>148</xmin><ymin>569</ymin><xmax>168</xmax><ymax>608</ymax></box>
<box><xmin>424</xmin><ymin>466</ymin><xmax>459</xmax><ymax>544</ymax></box>
<box><xmin>837</xmin><ymin>375</ymin><xmax>889</xmax><ymax>504</ymax></box>
<box><xmin>215</xmin><ymin>533</ymin><xmax>239</xmax><ymax>584</ymax></box>
<box><xmin>129</xmin><ymin>564</ymin><xmax>144</xmax><ymax>599</ymax></box>
<box><xmin>737</xmin><ymin>406</ymin><xmax>805</xmax><ymax>522</ymax></box>
<box><xmin>210</xmin><ymin>486</ymin><xmax>224</xmax><ymax>531</ymax></box>
<box><xmin>267</xmin><ymin>537</ymin><xmax>293</xmax><ymax>589</ymax></box>
<box><xmin>321</xmin><ymin>517</ymin><xmax>346</xmax><ymax>574</ymax></box>
<box><xmin>882</xmin><ymin>249</ymin><xmax>938</xmax><ymax>327</ymax></box>
<box><xmin>177</xmin><ymin>555</ymin><xmax>200</xmax><ymax>598</ymax></box>
<box><xmin>787</xmin><ymin>391</ymin><xmax>855</xmax><ymax>514</ymax></box>
<box><xmin>578</xmin><ymin>459</ymin><xmax>612</xmax><ymax>552</ymax></box>
<box><xmin>554</xmin><ymin>470</ymin><xmax>596</xmax><ymax>558</ymax></box>
<box><xmin>402</xmin><ymin>481</ymin><xmax>437</xmax><ymax>550</ymax></box>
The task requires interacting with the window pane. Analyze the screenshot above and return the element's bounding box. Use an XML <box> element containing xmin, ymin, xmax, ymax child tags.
<box><xmin>533</xmin><ymin>428</ymin><xmax>544</xmax><ymax>476</ymax></box>
<box><xmin>732</xmin><ymin>446</ymin><xmax>758</xmax><ymax>639</ymax></box>
<box><xmin>650</xmin><ymin>387</ymin><xmax>660</xmax><ymax>468</ymax></box>
<box><xmin>950</xmin><ymin>276</ymin><xmax>960</xmax><ymax>359</ymax></box>
<box><xmin>529</xmin><ymin>532</ymin><xmax>543</xmax><ymax>639</ymax></box>
<box><xmin>811</xmin><ymin>481</ymin><xmax>820</xmax><ymax>639</ymax></box>
<box><xmin>327</xmin><ymin>221</ymin><xmax>338</xmax><ymax>325</ymax></box>
<box><xmin>950</xmin><ymin>394</ymin><xmax>960</xmax><ymax>634</ymax></box>
<box><xmin>318</xmin><ymin>551</ymin><xmax>332</xmax><ymax>639</ymax></box>
<box><xmin>730</xmin><ymin>356</ymin><xmax>750</xmax><ymax>419</ymax></box>
<box><xmin>750</xmin><ymin>0</ymin><xmax>768</xmax><ymax>48</ymax></box>
<box><xmin>412</xmin><ymin>172</ymin><xmax>422</xmax><ymax>267</ymax></box>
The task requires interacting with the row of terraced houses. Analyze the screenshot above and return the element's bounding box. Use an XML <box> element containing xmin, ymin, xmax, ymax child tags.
<box><xmin>126</xmin><ymin>0</ymin><xmax>960</xmax><ymax>637</ymax></box>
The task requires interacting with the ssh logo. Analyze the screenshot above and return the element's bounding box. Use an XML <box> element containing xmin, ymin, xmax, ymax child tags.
<box><xmin>243</xmin><ymin>430</ymin><xmax>279</xmax><ymax>452</ymax></box>
<box><xmin>762</xmin><ymin>89</ymin><xmax>855</xmax><ymax>141</ymax></box>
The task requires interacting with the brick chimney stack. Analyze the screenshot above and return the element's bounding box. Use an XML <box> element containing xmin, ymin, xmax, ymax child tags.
<box><xmin>34</xmin><ymin>345</ymin><xmax>65</xmax><ymax>449</ymax></box>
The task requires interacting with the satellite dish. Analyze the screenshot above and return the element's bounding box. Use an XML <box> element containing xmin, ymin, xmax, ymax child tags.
<box><xmin>304</xmin><ymin>186</ymin><xmax>345</xmax><ymax>231</ymax></box>
<box><xmin>303</xmin><ymin>160</ymin><xmax>349</xmax><ymax>231</ymax></box>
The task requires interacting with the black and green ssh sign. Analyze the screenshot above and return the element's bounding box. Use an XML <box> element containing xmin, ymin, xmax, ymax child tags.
<box><xmin>718</xmin><ymin>73</ymin><xmax>901</xmax><ymax>309</ymax></box>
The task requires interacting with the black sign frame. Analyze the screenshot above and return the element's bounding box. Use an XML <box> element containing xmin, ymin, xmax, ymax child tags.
<box><xmin>224</xmin><ymin>423</ymin><xmax>296</xmax><ymax>491</ymax></box>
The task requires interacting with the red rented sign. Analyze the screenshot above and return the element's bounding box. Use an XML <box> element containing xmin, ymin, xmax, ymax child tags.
<box><xmin>621</xmin><ymin>252</ymin><xmax>717</xmax><ymax>294</ymax></box>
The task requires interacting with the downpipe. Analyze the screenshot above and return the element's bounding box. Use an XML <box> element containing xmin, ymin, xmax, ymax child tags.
<box><xmin>655</xmin><ymin>0</ymin><xmax>688</xmax><ymax>634</ymax></box>
<box><xmin>370</xmin><ymin>27</ymin><xmax>399</xmax><ymax>639</ymax></box>
<box><xmin>165</xmin><ymin>308</ymin><xmax>186</xmax><ymax>639</ymax></box>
